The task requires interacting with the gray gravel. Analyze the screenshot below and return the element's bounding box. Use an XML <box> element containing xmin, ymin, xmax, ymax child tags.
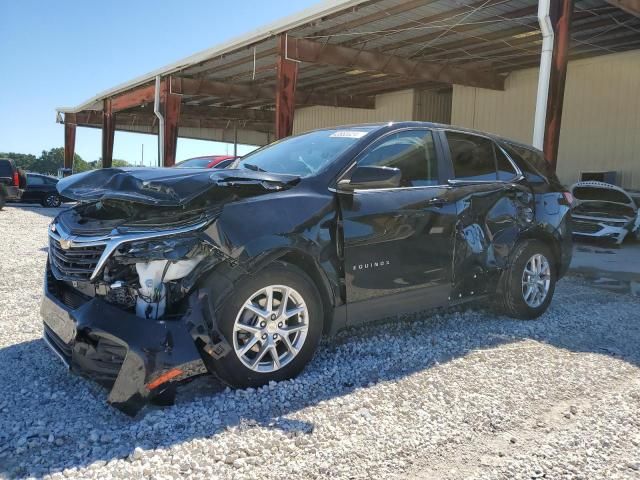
<box><xmin>1</xmin><ymin>204</ymin><xmax>640</xmax><ymax>480</ymax></box>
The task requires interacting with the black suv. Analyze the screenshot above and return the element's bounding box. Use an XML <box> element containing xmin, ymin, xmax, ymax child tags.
<box><xmin>0</xmin><ymin>158</ymin><xmax>25</xmax><ymax>209</ymax></box>
<box><xmin>21</xmin><ymin>173</ymin><xmax>65</xmax><ymax>207</ymax></box>
<box><xmin>41</xmin><ymin>122</ymin><xmax>572</xmax><ymax>415</ymax></box>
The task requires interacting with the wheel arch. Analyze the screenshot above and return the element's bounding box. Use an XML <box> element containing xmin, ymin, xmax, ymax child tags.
<box><xmin>517</xmin><ymin>228</ymin><xmax>562</xmax><ymax>278</ymax></box>
<box><xmin>268</xmin><ymin>249</ymin><xmax>339</xmax><ymax>335</ymax></box>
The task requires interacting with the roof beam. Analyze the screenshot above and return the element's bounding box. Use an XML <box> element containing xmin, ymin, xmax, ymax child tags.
<box><xmin>110</xmin><ymin>83</ymin><xmax>156</xmax><ymax>113</ymax></box>
<box><xmin>286</xmin><ymin>36</ymin><xmax>505</xmax><ymax>90</ymax></box>
<box><xmin>605</xmin><ymin>0</ymin><xmax>640</xmax><ymax>17</ymax></box>
<box><xmin>172</xmin><ymin>77</ymin><xmax>375</xmax><ymax>109</ymax></box>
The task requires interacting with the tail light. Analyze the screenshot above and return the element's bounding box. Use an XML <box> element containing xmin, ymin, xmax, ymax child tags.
<box><xmin>12</xmin><ymin>171</ymin><xmax>19</xmax><ymax>187</ymax></box>
<box><xmin>561</xmin><ymin>191</ymin><xmax>574</xmax><ymax>206</ymax></box>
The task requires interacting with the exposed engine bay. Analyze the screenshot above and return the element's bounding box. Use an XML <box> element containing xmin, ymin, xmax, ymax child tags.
<box><xmin>570</xmin><ymin>181</ymin><xmax>640</xmax><ymax>244</ymax></box>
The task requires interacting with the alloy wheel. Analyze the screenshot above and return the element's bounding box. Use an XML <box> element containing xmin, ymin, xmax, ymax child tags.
<box><xmin>232</xmin><ymin>285</ymin><xmax>309</xmax><ymax>373</ymax></box>
<box><xmin>521</xmin><ymin>253</ymin><xmax>551</xmax><ymax>308</ymax></box>
<box><xmin>45</xmin><ymin>194</ymin><xmax>61</xmax><ymax>207</ymax></box>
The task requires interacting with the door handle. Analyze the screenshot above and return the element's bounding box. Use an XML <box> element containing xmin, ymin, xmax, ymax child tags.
<box><xmin>427</xmin><ymin>198</ymin><xmax>445</xmax><ymax>208</ymax></box>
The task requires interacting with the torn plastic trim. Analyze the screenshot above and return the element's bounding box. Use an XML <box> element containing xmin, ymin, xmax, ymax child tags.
<box><xmin>41</xmin><ymin>272</ymin><xmax>231</xmax><ymax>416</ymax></box>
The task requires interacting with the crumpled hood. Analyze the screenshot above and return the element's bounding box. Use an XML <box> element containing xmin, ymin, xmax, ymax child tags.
<box><xmin>57</xmin><ymin>167</ymin><xmax>300</xmax><ymax>206</ymax></box>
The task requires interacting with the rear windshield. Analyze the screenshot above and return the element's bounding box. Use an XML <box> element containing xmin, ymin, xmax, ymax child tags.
<box><xmin>175</xmin><ymin>158</ymin><xmax>212</xmax><ymax>168</ymax></box>
<box><xmin>0</xmin><ymin>160</ymin><xmax>13</xmax><ymax>177</ymax></box>
<box><xmin>573</xmin><ymin>186</ymin><xmax>631</xmax><ymax>204</ymax></box>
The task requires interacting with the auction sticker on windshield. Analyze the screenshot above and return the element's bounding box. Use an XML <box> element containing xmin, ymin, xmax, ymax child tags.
<box><xmin>329</xmin><ymin>131</ymin><xmax>368</xmax><ymax>139</ymax></box>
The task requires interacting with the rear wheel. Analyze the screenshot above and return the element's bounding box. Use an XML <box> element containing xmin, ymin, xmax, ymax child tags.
<box><xmin>493</xmin><ymin>240</ymin><xmax>556</xmax><ymax>320</ymax></box>
<box><xmin>0</xmin><ymin>190</ymin><xmax>5</xmax><ymax>210</ymax></box>
<box><xmin>42</xmin><ymin>193</ymin><xmax>61</xmax><ymax>208</ymax></box>
<box><xmin>209</xmin><ymin>262</ymin><xmax>323</xmax><ymax>388</ymax></box>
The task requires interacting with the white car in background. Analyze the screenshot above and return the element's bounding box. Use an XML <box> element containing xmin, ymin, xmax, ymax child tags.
<box><xmin>570</xmin><ymin>181</ymin><xmax>640</xmax><ymax>245</ymax></box>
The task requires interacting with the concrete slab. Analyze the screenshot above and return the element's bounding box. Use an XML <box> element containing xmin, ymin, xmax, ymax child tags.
<box><xmin>569</xmin><ymin>239</ymin><xmax>640</xmax><ymax>296</ymax></box>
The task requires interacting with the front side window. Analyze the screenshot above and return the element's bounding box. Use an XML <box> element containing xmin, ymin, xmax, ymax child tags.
<box><xmin>357</xmin><ymin>130</ymin><xmax>439</xmax><ymax>187</ymax></box>
<box><xmin>235</xmin><ymin>128</ymin><xmax>376</xmax><ymax>177</ymax></box>
<box><xmin>447</xmin><ymin>132</ymin><xmax>516</xmax><ymax>182</ymax></box>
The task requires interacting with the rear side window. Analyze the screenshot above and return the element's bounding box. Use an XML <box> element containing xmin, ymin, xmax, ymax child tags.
<box><xmin>358</xmin><ymin>129</ymin><xmax>439</xmax><ymax>187</ymax></box>
<box><xmin>0</xmin><ymin>160</ymin><xmax>13</xmax><ymax>178</ymax></box>
<box><xmin>446</xmin><ymin>132</ymin><xmax>516</xmax><ymax>181</ymax></box>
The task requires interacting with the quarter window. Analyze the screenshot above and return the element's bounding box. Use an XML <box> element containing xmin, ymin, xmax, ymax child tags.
<box><xmin>495</xmin><ymin>146</ymin><xmax>517</xmax><ymax>181</ymax></box>
<box><xmin>357</xmin><ymin>130</ymin><xmax>439</xmax><ymax>187</ymax></box>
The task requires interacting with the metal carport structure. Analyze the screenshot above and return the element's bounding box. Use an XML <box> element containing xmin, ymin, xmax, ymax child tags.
<box><xmin>56</xmin><ymin>0</ymin><xmax>640</xmax><ymax>170</ymax></box>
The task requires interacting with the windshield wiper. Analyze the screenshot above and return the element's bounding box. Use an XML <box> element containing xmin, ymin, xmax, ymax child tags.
<box><xmin>242</xmin><ymin>163</ymin><xmax>267</xmax><ymax>172</ymax></box>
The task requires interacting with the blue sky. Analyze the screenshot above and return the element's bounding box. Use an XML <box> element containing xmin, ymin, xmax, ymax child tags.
<box><xmin>0</xmin><ymin>0</ymin><xmax>318</xmax><ymax>165</ymax></box>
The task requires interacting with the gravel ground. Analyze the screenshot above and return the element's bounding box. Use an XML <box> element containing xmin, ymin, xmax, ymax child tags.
<box><xmin>1</xmin><ymin>204</ymin><xmax>639</xmax><ymax>480</ymax></box>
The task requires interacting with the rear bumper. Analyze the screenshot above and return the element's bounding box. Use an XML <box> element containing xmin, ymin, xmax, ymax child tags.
<box><xmin>40</xmin><ymin>269</ymin><xmax>217</xmax><ymax>416</ymax></box>
<box><xmin>4</xmin><ymin>185</ymin><xmax>22</xmax><ymax>201</ymax></box>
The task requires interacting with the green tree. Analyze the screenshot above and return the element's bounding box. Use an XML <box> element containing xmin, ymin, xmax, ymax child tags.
<box><xmin>0</xmin><ymin>152</ymin><xmax>38</xmax><ymax>171</ymax></box>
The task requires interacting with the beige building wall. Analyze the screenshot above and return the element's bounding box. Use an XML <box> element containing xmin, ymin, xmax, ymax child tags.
<box><xmin>293</xmin><ymin>89</ymin><xmax>416</xmax><ymax>134</ymax></box>
<box><xmin>451</xmin><ymin>50</ymin><xmax>640</xmax><ymax>189</ymax></box>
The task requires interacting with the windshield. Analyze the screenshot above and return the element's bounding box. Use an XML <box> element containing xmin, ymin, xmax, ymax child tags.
<box><xmin>234</xmin><ymin>128</ymin><xmax>375</xmax><ymax>177</ymax></box>
<box><xmin>175</xmin><ymin>158</ymin><xmax>212</xmax><ymax>168</ymax></box>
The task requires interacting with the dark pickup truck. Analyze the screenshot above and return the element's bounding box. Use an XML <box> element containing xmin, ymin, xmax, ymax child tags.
<box><xmin>0</xmin><ymin>158</ymin><xmax>25</xmax><ymax>209</ymax></box>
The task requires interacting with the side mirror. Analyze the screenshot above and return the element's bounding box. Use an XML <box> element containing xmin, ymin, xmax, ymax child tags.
<box><xmin>338</xmin><ymin>166</ymin><xmax>401</xmax><ymax>191</ymax></box>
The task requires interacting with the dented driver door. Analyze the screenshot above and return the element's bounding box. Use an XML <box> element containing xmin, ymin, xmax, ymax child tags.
<box><xmin>336</xmin><ymin>128</ymin><xmax>457</xmax><ymax>326</ymax></box>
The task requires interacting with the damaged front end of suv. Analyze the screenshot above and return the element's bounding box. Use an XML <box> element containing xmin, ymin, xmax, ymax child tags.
<box><xmin>41</xmin><ymin>167</ymin><xmax>300</xmax><ymax>415</ymax></box>
<box><xmin>570</xmin><ymin>181</ymin><xmax>640</xmax><ymax>245</ymax></box>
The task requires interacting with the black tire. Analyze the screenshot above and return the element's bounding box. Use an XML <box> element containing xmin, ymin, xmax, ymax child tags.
<box><xmin>0</xmin><ymin>185</ymin><xmax>6</xmax><ymax>211</ymax></box>
<box><xmin>42</xmin><ymin>193</ymin><xmax>61</xmax><ymax>208</ymax></box>
<box><xmin>493</xmin><ymin>239</ymin><xmax>556</xmax><ymax>320</ymax></box>
<box><xmin>207</xmin><ymin>262</ymin><xmax>323</xmax><ymax>388</ymax></box>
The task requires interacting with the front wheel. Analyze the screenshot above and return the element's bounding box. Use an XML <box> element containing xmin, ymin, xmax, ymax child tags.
<box><xmin>493</xmin><ymin>240</ymin><xmax>556</xmax><ymax>320</ymax></box>
<box><xmin>42</xmin><ymin>193</ymin><xmax>61</xmax><ymax>208</ymax></box>
<box><xmin>209</xmin><ymin>262</ymin><xmax>323</xmax><ymax>388</ymax></box>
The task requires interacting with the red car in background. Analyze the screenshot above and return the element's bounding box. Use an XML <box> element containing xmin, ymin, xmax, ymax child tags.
<box><xmin>174</xmin><ymin>155</ymin><xmax>238</xmax><ymax>169</ymax></box>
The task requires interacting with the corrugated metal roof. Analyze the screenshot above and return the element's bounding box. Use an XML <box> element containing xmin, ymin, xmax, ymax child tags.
<box><xmin>59</xmin><ymin>0</ymin><xmax>640</xmax><ymax>137</ymax></box>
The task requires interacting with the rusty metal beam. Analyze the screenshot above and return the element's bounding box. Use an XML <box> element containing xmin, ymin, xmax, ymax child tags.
<box><xmin>64</xmin><ymin>113</ymin><xmax>76</xmax><ymax>170</ymax></box>
<box><xmin>275</xmin><ymin>35</ymin><xmax>298</xmax><ymax>139</ymax></box>
<box><xmin>161</xmin><ymin>79</ymin><xmax>181</xmax><ymax>167</ymax></box>
<box><xmin>605</xmin><ymin>0</ymin><xmax>640</xmax><ymax>17</ymax></box>
<box><xmin>101</xmin><ymin>99</ymin><xmax>115</xmax><ymax>168</ymax></box>
<box><xmin>111</xmin><ymin>83</ymin><xmax>156</xmax><ymax>113</ymax></box>
<box><xmin>286</xmin><ymin>36</ymin><xmax>505</xmax><ymax>90</ymax></box>
<box><xmin>172</xmin><ymin>76</ymin><xmax>375</xmax><ymax>109</ymax></box>
<box><xmin>74</xmin><ymin>111</ymin><xmax>275</xmax><ymax>134</ymax></box>
<box><xmin>544</xmin><ymin>0</ymin><xmax>574</xmax><ymax>172</ymax></box>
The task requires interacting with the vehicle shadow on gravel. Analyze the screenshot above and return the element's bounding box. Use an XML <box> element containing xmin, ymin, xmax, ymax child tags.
<box><xmin>1</xmin><ymin>280</ymin><xmax>639</xmax><ymax>478</ymax></box>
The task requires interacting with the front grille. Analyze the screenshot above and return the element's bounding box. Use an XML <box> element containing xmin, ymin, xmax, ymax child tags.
<box><xmin>572</xmin><ymin>220</ymin><xmax>603</xmax><ymax>234</ymax></box>
<box><xmin>49</xmin><ymin>237</ymin><xmax>105</xmax><ymax>281</ymax></box>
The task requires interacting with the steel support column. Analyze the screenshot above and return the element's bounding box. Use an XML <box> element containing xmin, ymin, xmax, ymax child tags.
<box><xmin>161</xmin><ymin>78</ymin><xmax>181</xmax><ymax>167</ymax></box>
<box><xmin>102</xmin><ymin>99</ymin><xmax>115</xmax><ymax>168</ymax></box>
<box><xmin>275</xmin><ymin>34</ymin><xmax>299</xmax><ymax>140</ymax></box>
<box><xmin>64</xmin><ymin>113</ymin><xmax>76</xmax><ymax>170</ymax></box>
<box><xmin>544</xmin><ymin>0</ymin><xmax>574</xmax><ymax>171</ymax></box>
